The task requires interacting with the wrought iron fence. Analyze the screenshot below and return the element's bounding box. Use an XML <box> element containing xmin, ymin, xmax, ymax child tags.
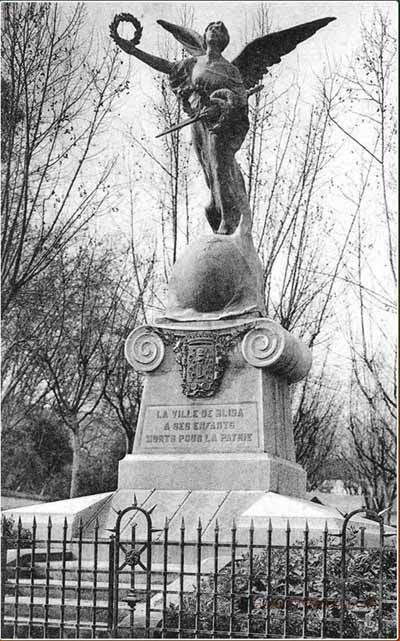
<box><xmin>1</xmin><ymin>505</ymin><xmax>397</xmax><ymax>639</ymax></box>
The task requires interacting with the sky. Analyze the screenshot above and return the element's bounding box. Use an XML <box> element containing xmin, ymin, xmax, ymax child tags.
<box><xmin>90</xmin><ymin>1</ymin><xmax>393</xmax><ymax>58</ymax></box>
<box><xmin>88</xmin><ymin>1</ymin><xmax>397</xmax><ymax>79</ymax></box>
<box><xmin>85</xmin><ymin>1</ymin><xmax>397</xmax><ymax>164</ymax></box>
<box><xmin>86</xmin><ymin>1</ymin><xmax>397</xmax><ymax>110</ymax></box>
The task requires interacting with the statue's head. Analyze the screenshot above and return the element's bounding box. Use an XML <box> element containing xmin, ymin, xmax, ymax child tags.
<box><xmin>203</xmin><ymin>22</ymin><xmax>230</xmax><ymax>51</ymax></box>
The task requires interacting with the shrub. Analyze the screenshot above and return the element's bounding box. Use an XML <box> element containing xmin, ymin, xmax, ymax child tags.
<box><xmin>1</xmin><ymin>516</ymin><xmax>32</xmax><ymax>549</ymax></box>
<box><xmin>161</xmin><ymin>531</ymin><xmax>397</xmax><ymax>639</ymax></box>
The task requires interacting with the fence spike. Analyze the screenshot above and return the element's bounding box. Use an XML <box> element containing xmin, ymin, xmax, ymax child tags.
<box><xmin>304</xmin><ymin>520</ymin><xmax>309</xmax><ymax>533</ymax></box>
<box><xmin>250</xmin><ymin>518</ymin><xmax>254</xmax><ymax>532</ymax></box>
<box><xmin>147</xmin><ymin>504</ymin><xmax>157</xmax><ymax>515</ymax></box>
<box><xmin>268</xmin><ymin>517</ymin><xmax>272</xmax><ymax>532</ymax></box>
<box><xmin>286</xmin><ymin>519</ymin><xmax>291</xmax><ymax>533</ymax></box>
<box><xmin>32</xmin><ymin>516</ymin><xmax>37</xmax><ymax>533</ymax></box>
<box><xmin>133</xmin><ymin>493</ymin><xmax>138</xmax><ymax>506</ymax></box>
<box><xmin>164</xmin><ymin>516</ymin><xmax>169</xmax><ymax>529</ymax></box>
<box><xmin>47</xmin><ymin>516</ymin><xmax>52</xmax><ymax>529</ymax></box>
<box><xmin>17</xmin><ymin>516</ymin><xmax>22</xmax><ymax>534</ymax></box>
<box><xmin>63</xmin><ymin>516</ymin><xmax>68</xmax><ymax>530</ymax></box>
<box><xmin>198</xmin><ymin>517</ymin><xmax>202</xmax><ymax>530</ymax></box>
<box><xmin>324</xmin><ymin>520</ymin><xmax>328</xmax><ymax>534</ymax></box>
<box><xmin>215</xmin><ymin>519</ymin><xmax>219</xmax><ymax>532</ymax></box>
<box><xmin>181</xmin><ymin>516</ymin><xmax>185</xmax><ymax>530</ymax></box>
<box><xmin>231</xmin><ymin>517</ymin><xmax>237</xmax><ymax>530</ymax></box>
<box><xmin>94</xmin><ymin>517</ymin><xmax>99</xmax><ymax>530</ymax></box>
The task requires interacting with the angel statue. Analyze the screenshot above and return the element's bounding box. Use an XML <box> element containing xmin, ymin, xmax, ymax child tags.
<box><xmin>110</xmin><ymin>15</ymin><xmax>335</xmax><ymax>236</ymax></box>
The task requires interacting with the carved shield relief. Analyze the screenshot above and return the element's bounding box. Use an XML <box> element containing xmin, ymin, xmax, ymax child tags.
<box><xmin>184</xmin><ymin>338</ymin><xmax>218</xmax><ymax>397</ymax></box>
<box><xmin>157</xmin><ymin>328</ymin><xmax>250</xmax><ymax>398</ymax></box>
<box><xmin>156</xmin><ymin>327</ymin><xmax>252</xmax><ymax>398</ymax></box>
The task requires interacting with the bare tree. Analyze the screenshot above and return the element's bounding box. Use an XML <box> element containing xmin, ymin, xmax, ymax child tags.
<box><xmin>322</xmin><ymin>8</ymin><xmax>397</xmax><ymax>285</ymax></box>
<box><xmin>155</xmin><ymin>78</ymin><xmax>186</xmax><ymax>265</ymax></box>
<box><xmin>325</xmin><ymin>8</ymin><xmax>397</xmax><ymax>521</ymax></box>
<box><xmin>256</xmin><ymin>85</ymin><xmax>356</xmax><ymax>350</ymax></box>
<box><xmin>103</xmin><ymin>247</ymin><xmax>156</xmax><ymax>454</ymax></box>
<box><xmin>33</xmin><ymin>242</ymin><xmax>124</xmax><ymax>497</ymax></box>
<box><xmin>345</xmin><ymin>173</ymin><xmax>396</xmax><ymax>519</ymax></box>
<box><xmin>147</xmin><ymin>7</ymin><xmax>196</xmax><ymax>274</ymax></box>
<box><xmin>236</xmin><ymin>5</ymin><xmax>374</xmax><ymax>485</ymax></box>
<box><xmin>1</xmin><ymin>3</ymin><xmax>130</xmax><ymax>452</ymax></box>
<box><xmin>1</xmin><ymin>2</ymin><xmax>128</xmax><ymax>314</ymax></box>
<box><xmin>241</xmin><ymin>2</ymin><xmax>275</xmax><ymax>215</ymax></box>
<box><xmin>2</xmin><ymin>407</ymin><xmax>72</xmax><ymax>498</ymax></box>
<box><xmin>232</xmin><ymin>6</ymin><xmax>349</xmax><ymax>354</ymax></box>
<box><xmin>346</xmin><ymin>369</ymin><xmax>396</xmax><ymax>522</ymax></box>
<box><xmin>292</xmin><ymin>361</ymin><xmax>341</xmax><ymax>490</ymax></box>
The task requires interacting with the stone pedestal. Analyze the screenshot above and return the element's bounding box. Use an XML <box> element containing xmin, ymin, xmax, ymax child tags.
<box><xmin>120</xmin><ymin>316</ymin><xmax>311</xmax><ymax>498</ymax></box>
<box><xmin>6</xmin><ymin>315</ymin><xmax>395</xmax><ymax>552</ymax></box>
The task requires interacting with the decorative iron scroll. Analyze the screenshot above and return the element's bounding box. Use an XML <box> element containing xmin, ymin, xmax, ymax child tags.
<box><xmin>157</xmin><ymin>326</ymin><xmax>251</xmax><ymax>398</ymax></box>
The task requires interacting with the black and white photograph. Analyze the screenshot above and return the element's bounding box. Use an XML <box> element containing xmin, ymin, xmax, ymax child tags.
<box><xmin>1</xmin><ymin>1</ymin><xmax>397</xmax><ymax>638</ymax></box>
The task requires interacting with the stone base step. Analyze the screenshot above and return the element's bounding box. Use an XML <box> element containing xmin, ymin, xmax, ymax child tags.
<box><xmin>6</xmin><ymin>577</ymin><xmax>165</xmax><ymax>600</ymax></box>
<box><xmin>11</xmin><ymin>558</ymin><xmax>193</xmax><ymax>583</ymax></box>
<box><xmin>3</xmin><ymin>595</ymin><xmax>113</xmax><ymax>622</ymax></box>
<box><xmin>2</xmin><ymin>603</ymin><xmax>161</xmax><ymax>638</ymax></box>
<box><xmin>1</xmin><ymin>616</ymin><xmax>109</xmax><ymax>639</ymax></box>
<box><xmin>6</xmin><ymin>547</ymin><xmax>73</xmax><ymax>564</ymax></box>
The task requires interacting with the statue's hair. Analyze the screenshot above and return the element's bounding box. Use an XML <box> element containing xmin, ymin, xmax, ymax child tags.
<box><xmin>203</xmin><ymin>22</ymin><xmax>230</xmax><ymax>51</ymax></box>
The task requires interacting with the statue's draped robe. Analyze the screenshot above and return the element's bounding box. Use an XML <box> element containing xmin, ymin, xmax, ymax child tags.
<box><xmin>164</xmin><ymin>59</ymin><xmax>266</xmax><ymax>321</ymax></box>
<box><xmin>170</xmin><ymin>58</ymin><xmax>250</xmax><ymax>235</ymax></box>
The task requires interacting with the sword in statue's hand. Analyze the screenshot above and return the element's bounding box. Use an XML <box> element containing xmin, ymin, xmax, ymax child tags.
<box><xmin>155</xmin><ymin>107</ymin><xmax>212</xmax><ymax>139</ymax></box>
<box><xmin>155</xmin><ymin>84</ymin><xmax>264</xmax><ymax>139</ymax></box>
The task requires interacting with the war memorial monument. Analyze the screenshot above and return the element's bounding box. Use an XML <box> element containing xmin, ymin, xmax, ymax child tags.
<box><xmin>5</xmin><ymin>10</ymin><xmax>386</xmax><ymax>546</ymax></box>
<box><xmin>4</xmin><ymin>13</ymin><xmax>394</xmax><ymax>638</ymax></box>
<box><xmin>108</xmin><ymin>13</ymin><xmax>359</xmax><ymax>538</ymax></box>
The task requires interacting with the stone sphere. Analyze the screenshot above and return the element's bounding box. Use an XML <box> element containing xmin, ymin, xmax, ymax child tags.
<box><xmin>166</xmin><ymin>234</ymin><xmax>263</xmax><ymax>318</ymax></box>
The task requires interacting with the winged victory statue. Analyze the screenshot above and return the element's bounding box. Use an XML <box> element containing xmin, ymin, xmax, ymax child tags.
<box><xmin>110</xmin><ymin>15</ymin><xmax>335</xmax><ymax>237</ymax></box>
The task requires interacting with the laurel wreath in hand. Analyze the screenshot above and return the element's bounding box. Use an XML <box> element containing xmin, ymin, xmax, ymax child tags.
<box><xmin>109</xmin><ymin>13</ymin><xmax>143</xmax><ymax>46</ymax></box>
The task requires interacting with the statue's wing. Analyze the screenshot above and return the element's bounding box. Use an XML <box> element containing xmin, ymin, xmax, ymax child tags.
<box><xmin>232</xmin><ymin>17</ymin><xmax>336</xmax><ymax>89</ymax></box>
<box><xmin>157</xmin><ymin>19</ymin><xmax>205</xmax><ymax>57</ymax></box>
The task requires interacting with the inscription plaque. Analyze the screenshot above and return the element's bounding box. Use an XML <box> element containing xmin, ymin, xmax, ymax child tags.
<box><xmin>136</xmin><ymin>402</ymin><xmax>260</xmax><ymax>452</ymax></box>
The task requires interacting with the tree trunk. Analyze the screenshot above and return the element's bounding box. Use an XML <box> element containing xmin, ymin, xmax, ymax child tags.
<box><xmin>70</xmin><ymin>426</ymin><xmax>80</xmax><ymax>498</ymax></box>
<box><xmin>126</xmin><ymin>430</ymin><xmax>135</xmax><ymax>455</ymax></box>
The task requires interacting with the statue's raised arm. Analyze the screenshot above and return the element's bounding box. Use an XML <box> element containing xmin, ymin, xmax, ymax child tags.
<box><xmin>109</xmin><ymin>14</ymin><xmax>173</xmax><ymax>75</ymax></box>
